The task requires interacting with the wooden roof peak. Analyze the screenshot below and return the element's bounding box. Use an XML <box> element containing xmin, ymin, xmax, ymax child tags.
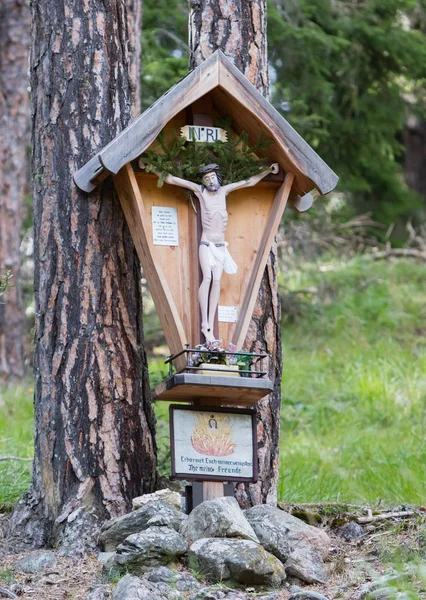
<box><xmin>74</xmin><ymin>50</ymin><xmax>338</xmax><ymax>198</ymax></box>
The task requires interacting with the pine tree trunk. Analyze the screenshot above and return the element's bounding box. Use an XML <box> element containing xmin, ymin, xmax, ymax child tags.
<box><xmin>127</xmin><ymin>0</ymin><xmax>143</xmax><ymax>117</ymax></box>
<box><xmin>9</xmin><ymin>0</ymin><xmax>156</xmax><ymax>551</ymax></box>
<box><xmin>189</xmin><ymin>0</ymin><xmax>282</xmax><ymax>506</ymax></box>
<box><xmin>403</xmin><ymin>118</ymin><xmax>426</xmax><ymax>201</ymax></box>
<box><xmin>0</xmin><ymin>0</ymin><xmax>30</xmax><ymax>380</ymax></box>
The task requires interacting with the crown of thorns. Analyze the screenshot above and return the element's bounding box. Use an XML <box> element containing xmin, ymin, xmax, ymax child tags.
<box><xmin>198</xmin><ymin>163</ymin><xmax>222</xmax><ymax>184</ymax></box>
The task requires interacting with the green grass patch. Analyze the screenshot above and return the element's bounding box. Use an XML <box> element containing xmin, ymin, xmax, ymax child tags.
<box><xmin>279</xmin><ymin>257</ymin><xmax>426</xmax><ymax>504</ymax></box>
<box><xmin>0</xmin><ymin>383</ymin><xmax>34</xmax><ymax>508</ymax></box>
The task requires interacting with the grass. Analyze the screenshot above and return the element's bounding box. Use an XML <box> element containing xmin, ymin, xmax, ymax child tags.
<box><xmin>0</xmin><ymin>383</ymin><xmax>34</xmax><ymax>509</ymax></box>
<box><xmin>278</xmin><ymin>256</ymin><xmax>426</xmax><ymax>505</ymax></box>
<box><xmin>1</xmin><ymin>257</ymin><xmax>426</xmax><ymax>510</ymax></box>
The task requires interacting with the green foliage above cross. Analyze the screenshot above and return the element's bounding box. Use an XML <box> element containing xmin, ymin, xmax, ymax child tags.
<box><xmin>142</xmin><ymin>121</ymin><xmax>271</xmax><ymax>188</ymax></box>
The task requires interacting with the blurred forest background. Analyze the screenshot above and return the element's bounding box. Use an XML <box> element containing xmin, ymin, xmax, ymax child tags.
<box><xmin>1</xmin><ymin>0</ymin><xmax>426</xmax><ymax>509</ymax></box>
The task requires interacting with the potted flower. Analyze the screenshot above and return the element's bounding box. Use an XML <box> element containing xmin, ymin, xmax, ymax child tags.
<box><xmin>189</xmin><ymin>341</ymin><xmax>253</xmax><ymax>377</ymax></box>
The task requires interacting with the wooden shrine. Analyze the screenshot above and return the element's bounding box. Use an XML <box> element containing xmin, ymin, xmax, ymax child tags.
<box><xmin>75</xmin><ymin>50</ymin><xmax>338</xmax><ymax>500</ymax></box>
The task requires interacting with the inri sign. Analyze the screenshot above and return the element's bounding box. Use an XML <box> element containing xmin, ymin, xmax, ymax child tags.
<box><xmin>180</xmin><ymin>125</ymin><xmax>228</xmax><ymax>143</ymax></box>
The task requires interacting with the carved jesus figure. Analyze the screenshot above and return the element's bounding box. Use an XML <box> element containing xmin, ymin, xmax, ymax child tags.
<box><xmin>154</xmin><ymin>163</ymin><xmax>279</xmax><ymax>342</ymax></box>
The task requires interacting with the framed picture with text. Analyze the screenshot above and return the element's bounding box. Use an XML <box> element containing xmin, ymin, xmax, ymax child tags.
<box><xmin>169</xmin><ymin>404</ymin><xmax>257</xmax><ymax>483</ymax></box>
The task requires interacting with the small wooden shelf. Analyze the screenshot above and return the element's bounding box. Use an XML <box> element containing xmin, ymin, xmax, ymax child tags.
<box><xmin>152</xmin><ymin>373</ymin><xmax>274</xmax><ymax>406</ymax></box>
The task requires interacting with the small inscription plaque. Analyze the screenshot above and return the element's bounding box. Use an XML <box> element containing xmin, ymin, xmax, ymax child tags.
<box><xmin>180</xmin><ymin>125</ymin><xmax>228</xmax><ymax>143</ymax></box>
<box><xmin>152</xmin><ymin>206</ymin><xmax>179</xmax><ymax>246</ymax></box>
<box><xmin>170</xmin><ymin>405</ymin><xmax>257</xmax><ymax>482</ymax></box>
<box><xmin>218</xmin><ymin>305</ymin><xmax>238</xmax><ymax>323</ymax></box>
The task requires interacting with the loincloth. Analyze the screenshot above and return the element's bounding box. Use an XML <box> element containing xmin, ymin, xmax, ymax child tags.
<box><xmin>200</xmin><ymin>241</ymin><xmax>238</xmax><ymax>274</ymax></box>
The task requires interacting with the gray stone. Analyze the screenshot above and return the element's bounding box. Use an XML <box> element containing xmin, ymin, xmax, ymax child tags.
<box><xmin>285</xmin><ymin>545</ymin><xmax>327</xmax><ymax>584</ymax></box>
<box><xmin>114</xmin><ymin>526</ymin><xmax>188</xmax><ymax>575</ymax></box>
<box><xmin>146</xmin><ymin>566</ymin><xmax>176</xmax><ymax>584</ymax></box>
<box><xmin>175</xmin><ymin>573</ymin><xmax>201</xmax><ymax>592</ymax></box>
<box><xmin>98</xmin><ymin>552</ymin><xmax>115</xmax><ymax>564</ymax></box>
<box><xmin>189</xmin><ymin>589</ymin><xmax>226</xmax><ymax>600</ymax></box>
<box><xmin>100</xmin><ymin>501</ymin><xmax>187</xmax><ymax>551</ymax></box>
<box><xmin>188</xmin><ymin>537</ymin><xmax>286</xmax><ymax>586</ymax></box>
<box><xmin>101</xmin><ymin>553</ymin><xmax>119</xmax><ymax>579</ymax></box>
<box><xmin>288</xmin><ymin>592</ymin><xmax>331</xmax><ymax>600</ymax></box>
<box><xmin>244</xmin><ymin>505</ymin><xmax>330</xmax><ymax>559</ymax></box>
<box><xmin>181</xmin><ymin>497</ymin><xmax>258</xmax><ymax>544</ymax></box>
<box><xmin>335</xmin><ymin>521</ymin><xmax>364</xmax><ymax>540</ymax></box>
<box><xmin>190</xmin><ymin>588</ymin><xmax>275</xmax><ymax>600</ymax></box>
<box><xmin>244</xmin><ymin>505</ymin><xmax>329</xmax><ymax>584</ymax></box>
<box><xmin>13</xmin><ymin>550</ymin><xmax>57</xmax><ymax>574</ymax></box>
<box><xmin>112</xmin><ymin>574</ymin><xmax>184</xmax><ymax>600</ymax></box>
<box><xmin>133</xmin><ymin>489</ymin><xmax>182</xmax><ymax>511</ymax></box>
<box><xmin>225</xmin><ymin>592</ymin><xmax>248</xmax><ymax>600</ymax></box>
<box><xmin>288</xmin><ymin>584</ymin><xmax>303</xmax><ymax>593</ymax></box>
<box><xmin>145</xmin><ymin>566</ymin><xmax>200</xmax><ymax>591</ymax></box>
<box><xmin>243</xmin><ymin>505</ymin><xmax>291</xmax><ymax>562</ymax></box>
<box><xmin>85</xmin><ymin>587</ymin><xmax>108</xmax><ymax>600</ymax></box>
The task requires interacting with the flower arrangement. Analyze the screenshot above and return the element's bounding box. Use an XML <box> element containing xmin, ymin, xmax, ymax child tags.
<box><xmin>190</xmin><ymin>340</ymin><xmax>254</xmax><ymax>376</ymax></box>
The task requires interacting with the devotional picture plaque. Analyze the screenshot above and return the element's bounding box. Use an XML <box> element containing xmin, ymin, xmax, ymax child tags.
<box><xmin>170</xmin><ymin>405</ymin><xmax>257</xmax><ymax>483</ymax></box>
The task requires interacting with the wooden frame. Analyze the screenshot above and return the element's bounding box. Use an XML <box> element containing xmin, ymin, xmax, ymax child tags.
<box><xmin>169</xmin><ymin>404</ymin><xmax>258</xmax><ymax>483</ymax></box>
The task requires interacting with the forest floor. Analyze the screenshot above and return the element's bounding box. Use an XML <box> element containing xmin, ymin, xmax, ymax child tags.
<box><xmin>1</xmin><ymin>504</ymin><xmax>425</xmax><ymax>600</ymax></box>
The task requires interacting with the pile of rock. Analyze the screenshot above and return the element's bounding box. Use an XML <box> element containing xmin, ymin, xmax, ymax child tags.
<box><xmin>98</xmin><ymin>491</ymin><xmax>331</xmax><ymax>599</ymax></box>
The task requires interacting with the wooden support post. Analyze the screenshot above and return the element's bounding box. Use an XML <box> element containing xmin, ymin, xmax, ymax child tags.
<box><xmin>202</xmin><ymin>481</ymin><xmax>224</xmax><ymax>501</ymax></box>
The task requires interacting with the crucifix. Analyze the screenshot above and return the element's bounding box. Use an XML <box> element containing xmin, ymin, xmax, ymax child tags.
<box><xmin>152</xmin><ymin>162</ymin><xmax>279</xmax><ymax>343</ymax></box>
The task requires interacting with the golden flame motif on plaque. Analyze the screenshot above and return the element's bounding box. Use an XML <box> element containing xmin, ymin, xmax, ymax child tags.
<box><xmin>191</xmin><ymin>413</ymin><xmax>236</xmax><ymax>456</ymax></box>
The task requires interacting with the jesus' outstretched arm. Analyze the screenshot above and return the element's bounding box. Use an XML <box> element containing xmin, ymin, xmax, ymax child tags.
<box><xmin>151</xmin><ymin>169</ymin><xmax>200</xmax><ymax>193</ymax></box>
<box><xmin>222</xmin><ymin>163</ymin><xmax>279</xmax><ymax>194</ymax></box>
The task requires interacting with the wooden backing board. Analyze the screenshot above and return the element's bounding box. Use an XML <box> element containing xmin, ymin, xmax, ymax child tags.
<box><xmin>113</xmin><ymin>164</ymin><xmax>187</xmax><ymax>357</ymax></box>
<box><xmin>126</xmin><ymin>111</ymin><xmax>293</xmax><ymax>349</ymax></box>
<box><xmin>135</xmin><ymin>172</ymin><xmax>197</xmax><ymax>345</ymax></box>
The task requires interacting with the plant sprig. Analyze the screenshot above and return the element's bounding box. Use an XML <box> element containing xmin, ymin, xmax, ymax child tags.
<box><xmin>142</xmin><ymin>118</ymin><xmax>272</xmax><ymax>187</ymax></box>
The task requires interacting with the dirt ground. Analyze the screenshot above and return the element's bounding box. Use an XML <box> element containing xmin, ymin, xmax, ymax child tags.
<box><xmin>0</xmin><ymin>505</ymin><xmax>425</xmax><ymax>600</ymax></box>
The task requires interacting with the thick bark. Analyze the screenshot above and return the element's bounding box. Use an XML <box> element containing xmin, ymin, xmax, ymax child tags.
<box><xmin>127</xmin><ymin>0</ymin><xmax>142</xmax><ymax>117</ymax></box>
<box><xmin>189</xmin><ymin>0</ymin><xmax>281</xmax><ymax>506</ymax></box>
<box><xmin>9</xmin><ymin>0</ymin><xmax>156</xmax><ymax>551</ymax></box>
<box><xmin>403</xmin><ymin>118</ymin><xmax>426</xmax><ymax>201</ymax></box>
<box><xmin>189</xmin><ymin>0</ymin><xmax>269</xmax><ymax>97</ymax></box>
<box><xmin>0</xmin><ymin>0</ymin><xmax>30</xmax><ymax>380</ymax></box>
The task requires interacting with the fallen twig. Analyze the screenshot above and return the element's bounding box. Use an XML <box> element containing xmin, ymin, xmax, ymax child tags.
<box><xmin>357</xmin><ymin>510</ymin><xmax>416</xmax><ymax>524</ymax></box>
<box><xmin>0</xmin><ymin>456</ymin><xmax>32</xmax><ymax>462</ymax></box>
<box><xmin>0</xmin><ymin>586</ymin><xmax>18</xmax><ymax>599</ymax></box>
<box><xmin>371</xmin><ymin>249</ymin><xmax>426</xmax><ymax>261</ymax></box>
<box><xmin>365</xmin><ymin>531</ymin><xmax>393</xmax><ymax>542</ymax></box>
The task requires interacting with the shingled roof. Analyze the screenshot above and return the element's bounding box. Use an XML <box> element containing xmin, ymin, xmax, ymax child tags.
<box><xmin>74</xmin><ymin>50</ymin><xmax>338</xmax><ymax>198</ymax></box>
